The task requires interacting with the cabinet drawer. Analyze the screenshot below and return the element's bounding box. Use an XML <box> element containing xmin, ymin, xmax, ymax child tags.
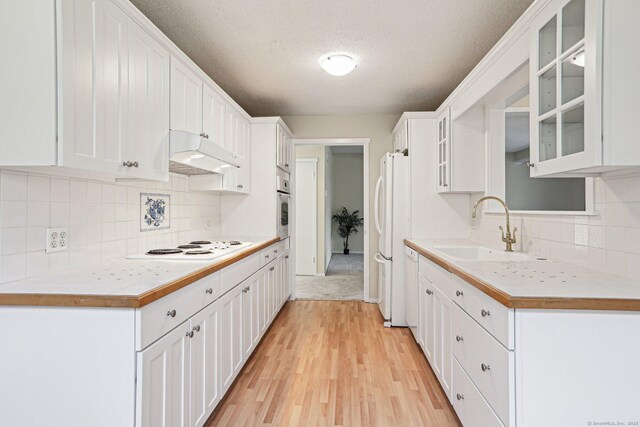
<box><xmin>452</xmin><ymin>304</ymin><xmax>513</xmax><ymax>425</ymax></box>
<box><xmin>419</xmin><ymin>255</ymin><xmax>455</xmax><ymax>300</ymax></box>
<box><xmin>452</xmin><ymin>358</ymin><xmax>505</xmax><ymax>427</ymax></box>
<box><xmin>136</xmin><ymin>280</ymin><xmax>205</xmax><ymax>351</ymax></box>
<box><xmin>451</xmin><ymin>275</ymin><xmax>514</xmax><ymax>349</ymax></box>
<box><xmin>221</xmin><ymin>253</ymin><xmax>259</xmax><ymax>295</ymax></box>
<box><xmin>259</xmin><ymin>246</ymin><xmax>276</xmax><ymax>267</ymax></box>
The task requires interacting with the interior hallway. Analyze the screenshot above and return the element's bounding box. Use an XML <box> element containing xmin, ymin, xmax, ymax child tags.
<box><xmin>207</xmin><ymin>300</ymin><xmax>460</xmax><ymax>426</ymax></box>
<box><xmin>295</xmin><ymin>254</ymin><xmax>364</xmax><ymax>300</ymax></box>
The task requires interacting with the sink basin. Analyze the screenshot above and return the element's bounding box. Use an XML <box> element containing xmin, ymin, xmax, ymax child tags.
<box><xmin>431</xmin><ymin>246</ymin><xmax>531</xmax><ymax>262</ymax></box>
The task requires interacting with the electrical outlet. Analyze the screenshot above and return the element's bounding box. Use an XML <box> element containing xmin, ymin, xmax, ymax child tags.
<box><xmin>205</xmin><ymin>218</ymin><xmax>214</xmax><ymax>230</ymax></box>
<box><xmin>46</xmin><ymin>227</ymin><xmax>68</xmax><ymax>254</ymax></box>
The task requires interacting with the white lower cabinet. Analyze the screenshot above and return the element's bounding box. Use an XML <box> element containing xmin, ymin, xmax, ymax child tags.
<box><xmin>136</xmin><ymin>320</ymin><xmax>191</xmax><ymax>427</ymax></box>
<box><xmin>418</xmin><ymin>273</ymin><xmax>434</xmax><ymax>364</ymax></box>
<box><xmin>189</xmin><ymin>301</ymin><xmax>221</xmax><ymax>427</ymax></box>
<box><xmin>452</xmin><ymin>359</ymin><xmax>504</xmax><ymax>427</ymax></box>
<box><xmin>219</xmin><ymin>282</ymin><xmax>244</xmax><ymax>394</ymax></box>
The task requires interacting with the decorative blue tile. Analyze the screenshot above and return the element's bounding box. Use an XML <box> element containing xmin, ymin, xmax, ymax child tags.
<box><xmin>140</xmin><ymin>193</ymin><xmax>170</xmax><ymax>232</ymax></box>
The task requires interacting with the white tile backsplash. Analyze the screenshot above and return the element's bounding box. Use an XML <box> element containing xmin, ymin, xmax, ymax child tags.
<box><xmin>0</xmin><ymin>170</ymin><xmax>222</xmax><ymax>283</ymax></box>
<box><xmin>472</xmin><ymin>173</ymin><xmax>640</xmax><ymax>280</ymax></box>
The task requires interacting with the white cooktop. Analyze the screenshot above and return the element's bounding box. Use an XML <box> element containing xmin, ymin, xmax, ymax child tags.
<box><xmin>127</xmin><ymin>241</ymin><xmax>253</xmax><ymax>261</ymax></box>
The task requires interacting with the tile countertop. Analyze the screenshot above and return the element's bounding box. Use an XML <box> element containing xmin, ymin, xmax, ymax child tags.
<box><xmin>0</xmin><ymin>236</ymin><xmax>281</xmax><ymax>308</ymax></box>
<box><xmin>405</xmin><ymin>238</ymin><xmax>640</xmax><ymax>311</ymax></box>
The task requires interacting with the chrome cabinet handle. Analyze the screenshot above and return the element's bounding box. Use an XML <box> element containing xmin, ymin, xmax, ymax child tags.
<box><xmin>123</xmin><ymin>161</ymin><xmax>139</xmax><ymax>168</ymax></box>
<box><xmin>193</xmin><ymin>325</ymin><xmax>200</xmax><ymax>332</ymax></box>
<box><xmin>269</xmin><ymin>267</ymin><xmax>275</xmax><ymax>271</ymax></box>
<box><xmin>237</xmin><ymin>184</ymin><xmax>244</xmax><ymax>189</ymax></box>
<box><xmin>200</xmin><ymin>133</ymin><xmax>209</xmax><ymax>139</ymax></box>
<box><xmin>481</xmin><ymin>363</ymin><xmax>491</xmax><ymax>372</ymax></box>
<box><xmin>242</xmin><ymin>287</ymin><xmax>249</xmax><ymax>293</ymax></box>
<box><xmin>167</xmin><ymin>310</ymin><xmax>177</xmax><ymax>317</ymax></box>
<box><xmin>265</xmin><ymin>254</ymin><xmax>270</xmax><ymax>259</ymax></box>
<box><xmin>526</xmin><ymin>161</ymin><xmax>534</xmax><ymax>168</ymax></box>
<box><xmin>274</xmin><ymin>250</ymin><xmax>278</xmax><ymax>253</ymax></box>
<box><xmin>456</xmin><ymin>335</ymin><xmax>463</xmax><ymax>342</ymax></box>
<box><xmin>205</xmin><ymin>288</ymin><xmax>213</xmax><ymax>294</ymax></box>
<box><xmin>187</xmin><ymin>330</ymin><xmax>194</xmax><ymax>338</ymax></box>
<box><xmin>426</xmin><ymin>289</ymin><xmax>433</xmax><ymax>295</ymax></box>
<box><xmin>481</xmin><ymin>309</ymin><xmax>491</xmax><ymax>317</ymax></box>
<box><xmin>456</xmin><ymin>393</ymin><xmax>464</xmax><ymax>401</ymax></box>
<box><xmin>285</xmin><ymin>255</ymin><xmax>289</xmax><ymax>259</ymax></box>
<box><xmin>456</xmin><ymin>290</ymin><xmax>463</xmax><ymax>297</ymax></box>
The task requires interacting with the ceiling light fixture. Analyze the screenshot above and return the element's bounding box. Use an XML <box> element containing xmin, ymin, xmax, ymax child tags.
<box><xmin>320</xmin><ymin>54</ymin><xmax>357</xmax><ymax>76</ymax></box>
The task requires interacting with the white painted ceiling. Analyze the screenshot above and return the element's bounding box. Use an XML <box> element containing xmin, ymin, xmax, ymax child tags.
<box><xmin>130</xmin><ymin>0</ymin><xmax>534</xmax><ymax>117</ymax></box>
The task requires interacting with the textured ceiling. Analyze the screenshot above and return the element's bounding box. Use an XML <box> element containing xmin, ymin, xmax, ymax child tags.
<box><xmin>130</xmin><ymin>0</ymin><xmax>534</xmax><ymax>117</ymax></box>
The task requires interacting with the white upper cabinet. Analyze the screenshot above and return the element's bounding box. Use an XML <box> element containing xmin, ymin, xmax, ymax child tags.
<box><xmin>126</xmin><ymin>19</ymin><xmax>170</xmax><ymax>181</ymax></box>
<box><xmin>276</xmin><ymin>123</ymin><xmax>292</xmax><ymax>172</ymax></box>
<box><xmin>530</xmin><ymin>0</ymin><xmax>640</xmax><ymax>176</ymax></box>
<box><xmin>170</xmin><ymin>57</ymin><xmax>203</xmax><ymax>135</ymax></box>
<box><xmin>437</xmin><ymin>110</ymin><xmax>451</xmax><ymax>192</ymax></box>
<box><xmin>393</xmin><ymin>120</ymin><xmax>408</xmax><ymax>153</ymax></box>
<box><xmin>202</xmin><ymin>84</ymin><xmax>226</xmax><ymax>148</ymax></box>
<box><xmin>1</xmin><ymin>0</ymin><xmax>170</xmax><ymax>181</ymax></box>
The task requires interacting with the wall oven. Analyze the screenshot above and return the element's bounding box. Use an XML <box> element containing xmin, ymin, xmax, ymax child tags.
<box><xmin>277</xmin><ymin>192</ymin><xmax>290</xmax><ymax>239</ymax></box>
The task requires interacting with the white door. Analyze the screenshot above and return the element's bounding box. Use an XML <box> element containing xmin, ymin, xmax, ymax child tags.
<box><xmin>295</xmin><ymin>159</ymin><xmax>317</xmax><ymax>276</ymax></box>
<box><xmin>189</xmin><ymin>301</ymin><xmax>220</xmax><ymax>427</ymax></box>
<box><xmin>170</xmin><ymin>57</ymin><xmax>202</xmax><ymax>134</ymax></box>
<box><xmin>136</xmin><ymin>320</ymin><xmax>191</xmax><ymax>427</ymax></box>
<box><xmin>126</xmin><ymin>18</ymin><xmax>170</xmax><ymax>181</ymax></box>
<box><xmin>219</xmin><ymin>284</ymin><xmax>243</xmax><ymax>394</ymax></box>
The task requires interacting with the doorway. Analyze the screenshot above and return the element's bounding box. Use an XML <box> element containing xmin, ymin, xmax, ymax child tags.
<box><xmin>292</xmin><ymin>139</ymin><xmax>370</xmax><ymax>301</ymax></box>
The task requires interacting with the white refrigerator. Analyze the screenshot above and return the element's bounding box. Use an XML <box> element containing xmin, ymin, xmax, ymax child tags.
<box><xmin>374</xmin><ymin>152</ymin><xmax>410</xmax><ymax>327</ymax></box>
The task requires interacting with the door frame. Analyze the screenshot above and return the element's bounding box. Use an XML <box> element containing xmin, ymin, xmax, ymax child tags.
<box><xmin>290</xmin><ymin>138</ymin><xmax>372</xmax><ymax>303</ymax></box>
<box><xmin>294</xmin><ymin>157</ymin><xmax>318</xmax><ymax>277</ymax></box>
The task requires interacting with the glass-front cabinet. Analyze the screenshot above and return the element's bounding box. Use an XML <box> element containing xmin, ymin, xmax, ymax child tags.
<box><xmin>530</xmin><ymin>0</ymin><xmax>640</xmax><ymax>176</ymax></box>
<box><xmin>437</xmin><ymin>109</ymin><xmax>450</xmax><ymax>192</ymax></box>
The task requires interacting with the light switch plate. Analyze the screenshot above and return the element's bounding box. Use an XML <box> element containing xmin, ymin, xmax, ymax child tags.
<box><xmin>46</xmin><ymin>227</ymin><xmax>68</xmax><ymax>254</ymax></box>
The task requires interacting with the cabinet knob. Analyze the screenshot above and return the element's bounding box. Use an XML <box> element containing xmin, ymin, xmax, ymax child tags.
<box><xmin>481</xmin><ymin>309</ymin><xmax>491</xmax><ymax>317</ymax></box>
<box><xmin>123</xmin><ymin>161</ymin><xmax>139</xmax><ymax>168</ymax></box>
<box><xmin>205</xmin><ymin>288</ymin><xmax>213</xmax><ymax>295</ymax></box>
<box><xmin>274</xmin><ymin>249</ymin><xmax>278</xmax><ymax>253</ymax></box>
<box><xmin>200</xmin><ymin>133</ymin><xmax>209</xmax><ymax>139</ymax></box>
<box><xmin>285</xmin><ymin>255</ymin><xmax>289</xmax><ymax>259</ymax></box>
<box><xmin>426</xmin><ymin>289</ymin><xmax>433</xmax><ymax>295</ymax></box>
<box><xmin>237</xmin><ymin>184</ymin><xmax>244</xmax><ymax>189</ymax></box>
<box><xmin>167</xmin><ymin>309</ymin><xmax>177</xmax><ymax>318</ymax></box>
<box><xmin>456</xmin><ymin>335</ymin><xmax>464</xmax><ymax>342</ymax></box>
<box><xmin>187</xmin><ymin>331</ymin><xmax>194</xmax><ymax>338</ymax></box>
<box><xmin>193</xmin><ymin>325</ymin><xmax>200</xmax><ymax>332</ymax></box>
<box><xmin>481</xmin><ymin>363</ymin><xmax>491</xmax><ymax>372</ymax></box>
<box><xmin>269</xmin><ymin>267</ymin><xmax>275</xmax><ymax>271</ymax></box>
<box><xmin>455</xmin><ymin>290</ymin><xmax>463</xmax><ymax>297</ymax></box>
<box><xmin>265</xmin><ymin>254</ymin><xmax>270</xmax><ymax>259</ymax></box>
<box><xmin>456</xmin><ymin>393</ymin><xmax>464</xmax><ymax>401</ymax></box>
<box><xmin>526</xmin><ymin>161</ymin><xmax>535</xmax><ymax>168</ymax></box>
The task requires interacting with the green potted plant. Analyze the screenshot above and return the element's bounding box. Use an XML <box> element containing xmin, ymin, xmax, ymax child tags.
<box><xmin>332</xmin><ymin>207</ymin><xmax>364</xmax><ymax>255</ymax></box>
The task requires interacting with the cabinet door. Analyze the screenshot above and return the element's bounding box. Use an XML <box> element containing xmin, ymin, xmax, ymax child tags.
<box><xmin>221</xmin><ymin>115</ymin><xmax>250</xmax><ymax>193</ymax></box>
<box><xmin>202</xmin><ymin>84</ymin><xmax>225</xmax><ymax>147</ymax></box>
<box><xmin>260</xmin><ymin>267</ymin><xmax>269</xmax><ymax>335</ymax></box>
<box><xmin>419</xmin><ymin>274</ymin><xmax>435</xmax><ymax>364</ymax></box>
<box><xmin>241</xmin><ymin>277</ymin><xmax>255</xmax><ymax>359</ymax></box>
<box><xmin>268</xmin><ymin>263</ymin><xmax>277</xmax><ymax>320</ymax></box>
<box><xmin>433</xmin><ymin>285</ymin><xmax>452</xmax><ymax>400</ymax></box>
<box><xmin>283</xmin><ymin>251</ymin><xmax>292</xmax><ymax>299</ymax></box>
<box><xmin>170</xmin><ymin>57</ymin><xmax>202</xmax><ymax>134</ymax></box>
<box><xmin>437</xmin><ymin>110</ymin><xmax>451</xmax><ymax>192</ymax></box>
<box><xmin>529</xmin><ymin>0</ymin><xmax>600</xmax><ymax>176</ymax></box>
<box><xmin>126</xmin><ymin>19</ymin><xmax>170</xmax><ymax>181</ymax></box>
<box><xmin>276</xmin><ymin>124</ymin><xmax>291</xmax><ymax>172</ymax></box>
<box><xmin>136</xmin><ymin>320</ymin><xmax>191</xmax><ymax>427</ymax></box>
<box><xmin>219</xmin><ymin>284</ymin><xmax>243</xmax><ymax>393</ymax></box>
<box><xmin>59</xmin><ymin>0</ymin><xmax>127</xmax><ymax>174</ymax></box>
<box><xmin>251</xmin><ymin>271</ymin><xmax>261</xmax><ymax>348</ymax></box>
<box><xmin>224</xmin><ymin>107</ymin><xmax>237</xmax><ymax>154</ymax></box>
<box><xmin>189</xmin><ymin>301</ymin><xmax>220</xmax><ymax>427</ymax></box>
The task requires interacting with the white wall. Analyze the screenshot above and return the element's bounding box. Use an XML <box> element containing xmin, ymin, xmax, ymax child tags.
<box><xmin>331</xmin><ymin>153</ymin><xmax>364</xmax><ymax>253</ymax></box>
<box><xmin>294</xmin><ymin>145</ymin><xmax>326</xmax><ymax>275</ymax></box>
<box><xmin>409</xmin><ymin>117</ymin><xmax>472</xmax><ymax>239</ymax></box>
<box><xmin>0</xmin><ymin>170</ymin><xmax>221</xmax><ymax>284</ymax></box>
<box><xmin>282</xmin><ymin>114</ymin><xmax>399</xmax><ymax>299</ymax></box>
<box><xmin>472</xmin><ymin>171</ymin><xmax>640</xmax><ymax>280</ymax></box>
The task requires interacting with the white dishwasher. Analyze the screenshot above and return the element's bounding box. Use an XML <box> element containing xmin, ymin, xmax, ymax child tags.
<box><xmin>404</xmin><ymin>246</ymin><xmax>419</xmax><ymax>338</ymax></box>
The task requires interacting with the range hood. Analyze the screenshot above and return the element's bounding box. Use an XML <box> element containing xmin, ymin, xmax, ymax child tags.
<box><xmin>169</xmin><ymin>130</ymin><xmax>243</xmax><ymax>175</ymax></box>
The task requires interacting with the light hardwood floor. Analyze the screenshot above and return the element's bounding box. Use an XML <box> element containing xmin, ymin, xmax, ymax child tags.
<box><xmin>207</xmin><ymin>300</ymin><xmax>461</xmax><ymax>426</ymax></box>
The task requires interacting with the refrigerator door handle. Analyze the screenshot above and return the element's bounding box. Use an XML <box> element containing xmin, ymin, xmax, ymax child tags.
<box><xmin>374</xmin><ymin>252</ymin><xmax>387</xmax><ymax>264</ymax></box>
<box><xmin>374</xmin><ymin>175</ymin><xmax>383</xmax><ymax>236</ymax></box>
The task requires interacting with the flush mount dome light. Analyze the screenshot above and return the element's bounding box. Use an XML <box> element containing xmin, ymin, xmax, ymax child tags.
<box><xmin>320</xmin><ymin>54</ymin><xmax>356</xmax><ymax>76</ymax></box>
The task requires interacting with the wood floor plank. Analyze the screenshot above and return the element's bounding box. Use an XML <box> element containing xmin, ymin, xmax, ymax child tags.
<box><xmin>207</xmin><ymin>300</ymin><xmax>461</xmax><ymax>427</ymax></box>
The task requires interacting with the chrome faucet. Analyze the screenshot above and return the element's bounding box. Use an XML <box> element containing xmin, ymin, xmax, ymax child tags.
<box><xmin>471</xmin><ymin>196</ymin><xmax>517</xmax><ymax>252</ymax></box>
